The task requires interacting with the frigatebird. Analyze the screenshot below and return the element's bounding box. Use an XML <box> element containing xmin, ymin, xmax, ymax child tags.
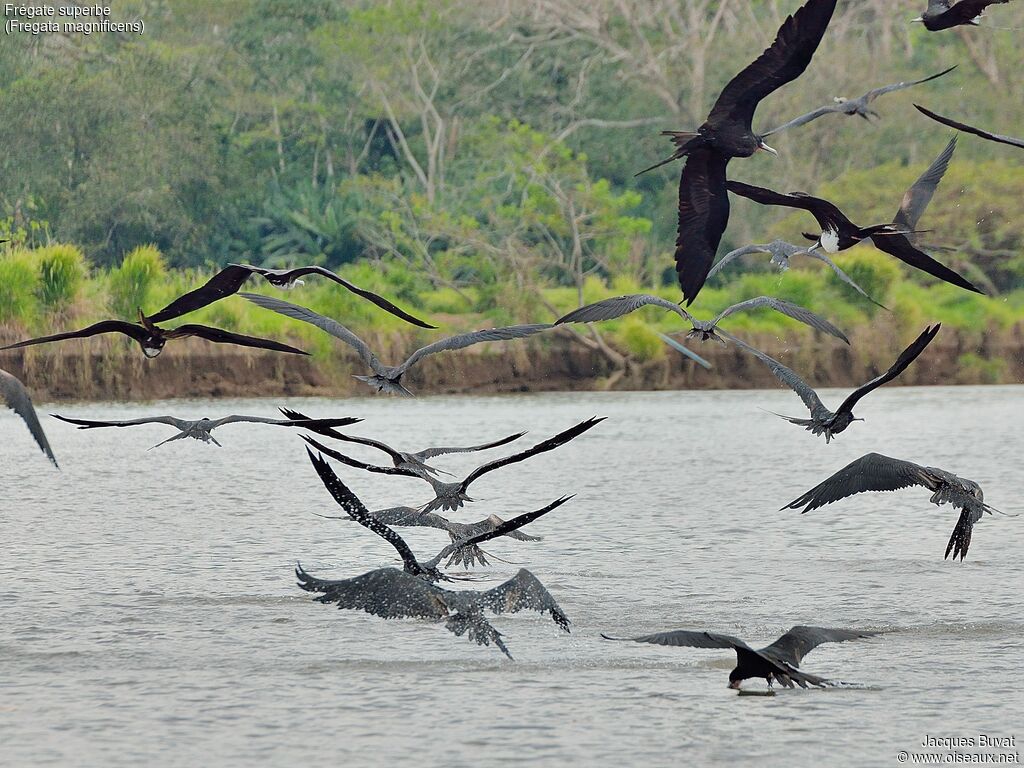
<box><xmin>913</xmin><ymin>0</ymin><xmax>1013</xmax><ymax>31</ymax></box>
<box><xmin>243</xmin><ymin>293</ymin><xmax>551</xmax><ymax>396</ymax></box>
<box><xmin>726</xmin><ymin>176</ymin><xmax>981</xmax><ymax>294</ymax></box>
<box><xmin>602</xmin><ymin>625</ymin><xmax>879</xmax><ymax>689</ymax></box>
<box><xmin>51</xmin><ymin>413</ymin><xmax>362</xmax><ymax>450</ymax></box>
<box><xmin>638</xmin><ymin>0</ymin><xmax>837</xmax><ymax>305</ymax></box>
<box><xmin>731</xmin><ymin>325</ymin><xmax>940</xmax><ymax>442</ymax></box>
<box><xmin>705</xmin><ymin>240</ymin><xmax>882</xmax><ymax>306</ymax></box>
<box><xmin>556</xmin><ymin>294</ymin><xmax>849</xmax><ymax>344</ymax></box>
<box><xmin>303</xmin><ymin>416</ymin><xmax>604</xmax><ymax>513</ymax></box>
<box><xmin>916</xmin><ymin>104</ymin><xmax>1024</xmax><ymax>149</ymax></box>
<box><xmin>0</xmin><ymin>310</ymin><xmax>307</xmax><ymax>358</ymax></box>
<box><xmin>280</xmin><ymin>406</ymin><xmax>525</xmax><ymax>477</ymax></box>
<box><xmin>304</xmin><ymin>447</ymin><xmax>571</xmax><ymax>582</ymax></box>
<box><xmin>1</xmin><ymin>368</ymin><xmax>57</xmax><ymax>467</ymax></box>
<box><xmin>763</xmin><ymin>66</ymin><xmax>956</xmax><ymax>135</ymax></box>
<box><xmin>147</xmin><ymin>263</ymin><xmax>434</xmax><ymax>328</ymax></box>
<box><xmin>783</xmin><ymin>453</ymin><xmax>1006</xmax><ymax>560</ymax></box>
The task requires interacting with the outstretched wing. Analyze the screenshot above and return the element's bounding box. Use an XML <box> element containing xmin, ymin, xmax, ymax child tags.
<box><xmin>166</xmin><ymin>324</ymin><xmax>309</xmax><ymax>355</ymax></box>
<box><xmin>397</xmin><ymin>324</ymin><xmax>551</xmax><ymax>374</ymax></box>
<box><xmin>477</xmin><ymin>569</ymin><xmax>571</xmax><ymax>632</ymax></box>
<box><xmin>713</xmin><ymin>296</ymin><xmax>849</xmax><ymax>344</ymax></box>
<box><xmin>601</xmin><ymin>629</ymin><xmax>752</xmax><ymax>652</ymax></box>
<box><xmin>301</xmin><ymin>436</ymin><xmax>427</xmax><ymax>480</ymax></box>
<box><xmin>208</xmin><ymin>415</ymin><xmax>362</xmax><ymax>430</ymax></box>
<box><xmin>727</xmin><ymin>181</ymin><xmax>851</xmax><ymax>232</ymax></box>
<box><xmin>146</xmin><ymin>265</ymin><xmax>253</xmax><ymax>324</ymax></box>
<box><xmin>706</xmin><ymin>0</ymin><xmax>837</xmax><ymax>131</ymax></box>
<box><xmin>915</xmin><ymin>104</ymin><xmax>1024</xmax><ymax>150</ymax></box>
<box><xmin>0</xmin><ymin>320</ymin><xmax>148</xmax><ymax>351</ymax></box>
<box><xmin>240</xmin><ymin>293</ymin><xmax>379</xmax><ymax>368</ymax></box>
<box><xmin>946</xmin><ymin>505</ymin><xmax>984</xmax><ymax>561</ymax></box>
<box><xmin>865</xmin><ymin>65</ymin><xmax>957</xmax><ymax>101</ymax></box>
<box><xmin>706</xmin><ymin>244</ymin><xmax>769</xmax><ymax>281</ymax></box>
<box><xmin>762</xmin><ymin>104</ymin><xmax>840</xmax><ymax>137</ymax></box>
<box><xmin>270</xmin><ymin>265</ymin><xmax>436</xmax><ymax>329</ymax></box>
<box><xmin>836</xmin><ymin>325</ymin><xmax>940</xmax><ymax>415</ymax></box>
<box><xmin>801</xmin><ymin>250</ymin><xmax>885</xmax><ymax>307</ymax></box>
<box><xmin>295</xmin><ymin>564</ymin><xmax>448</xmax><ymax>621</ymax></box>
<box><xmin>761</xmin><ymin>625</ymin><xmax>880</xmax><ymax>667</ymax></box>
<box><xmin>51</xmin><ymin>414</ymin><xmax>188</xmax><ymax>430</ymax></box>
<box><xmin>893</xmin><ymin>136</ymin><xmax>957</xmax><ymax>236</ymax></box>
<box><xmin>305</xmin><ymin>448</ymin><xmax>423</xmax><ymax>573</ymax></box>
<box><xmin>413</xmin><ymin>431</ymin><xmax>527</xmax><ymax>460</ymax></box>
<box><xmin>870</xmin><ymin>233</ymin><xmax>982</xmax><ymax>294</ymax></box>
<box><xmin>782</xmin><ymin>452</ymin><xmax>937</xmax><ymax>513</ymax></box>
<box><xmin>1</xmin><ymin>369</ymin><xmax>57</xmax><ymax>466</ymax></box>
<box><xmin>460</xmin><ymin>417</ymin><xmax>605</xmax><ymax>492</ymax></box>
<box><xmin>280</xmin><ymin>407</ymin><xmax>405</xmax><ymax>465</ymax></box>
<box><xmin>675</xmin><ymin>148</ymin><xmax>731</xmax><ymax>305</ymax></box>
<box><xmin>428</xmin><ymin>495</ymin><xmax>573</xmax><ymax>568</ymax></box>
<box><xmin>726</xmin><ymin>335</ymin><xmax>825</xmax><ymax>415</ymax></box>
<box><xmin>556</xmin><ymin>295</ymin><xmax>692</xmax><ymax>325</ymax></box>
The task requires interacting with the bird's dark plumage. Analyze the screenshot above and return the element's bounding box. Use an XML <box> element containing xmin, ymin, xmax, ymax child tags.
<box><xmin>783</xmin><ymin>453</ymin><xmax>999</xmax><ymax>560</ymax></box>
<box><xmin>916</xmin><ymin>0</ymin><xmax>1012</xmax><ymax>31</ymax></box>
<box><xmin>915</xmin><ymin>104</ymin><xmax>1024</xmax><ymax>149</ymax></box>
<box><xmin>657</xmin><ymin>0</ymin><xmax>837</xmax><ymax>304</ymax></box>
<box><xmin>147</xmin><ymin>263</ymin><xmax>434</xmax><ymax>328</ymax></box>
<box><xmin>1</xmin><ymin>368</ymin><xmax>57</xmax><ymax>467</ymax></box>
<box><xmin>602</xmin><ymin>625</ymin><xmax>879</xmax><ymax>689</ymax></box>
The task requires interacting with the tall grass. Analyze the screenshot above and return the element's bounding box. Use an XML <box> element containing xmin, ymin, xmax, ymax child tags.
<box><xmin>108</xmin><ymin>245</ymin><xmax>166</xmax><ymax>320</ymax></box>
<box><xmin>36</xmin><ymin>243</ymin><xmax>86</xmax><ymax>311</ymax></box>
<box><xmin>0</xmin><ymin>249</ymin><xmax>40</xmax><ymax>327</ymax></box>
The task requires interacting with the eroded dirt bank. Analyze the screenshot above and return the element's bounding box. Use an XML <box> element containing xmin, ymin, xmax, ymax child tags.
<box><xmin>3</xmin><ymin>324</ymin><xmax>1022</xmax><ymax>402</ymax></box>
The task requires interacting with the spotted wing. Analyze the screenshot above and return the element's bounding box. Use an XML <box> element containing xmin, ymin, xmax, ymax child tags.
<box><xmin>782</xmin><ymin>452</ymin><xmax>937</xmax><ymax>513</ymax></box>
<box><xmin>706</xmin><ymin>0</ymin><xmax>837</xmax><ymax>131</ymax></box>
<box><xmin>1</xmin><ymin>369</ymin><xmax>57</xmax><ymax>466</ymax></box>
<box><xmin>295</xmin><ymin>565</ymin><xmax>448</xmax><ymax>620</ymax></box>
<box><xmin>915</xmin><ymin>104</ymin><xmax>1024</xmax><ymax>149</ymax></box>
<box><xmin>305</xmin><ymin>448</ymin><xmax>423</xmax><ymax>573</ymax></box>
<box><xmin>761</xmin><ymin>625</ymin><xmax>880</xmax><ymax>667</ymax></box>
<box><xmin>146</xmin><ymin>265</ymin><xmax>254</xmax><ymax>324</ymax></box>
<box><xmin>476</xmin><ymin>568</ymin><xmax>571</xmax><ymax>632</ymax></box>
<box><xmin>396</xmin><ymin>324</ymin><xmax>552</xmax><ymax>374</ymax></box>
<box><xmin>713</xmin><ymin>296</ymin><xmax>849</xmax><ymax>344</ymax></box>
<box><xmin>893</xmin><ymin>136</ymin><xmax>957</xmax><ymax>237</ymax></box>
<box><xmin>556</xmin><ymin>295</ymin><xmax>691</xmax><ymax>324</ymax></box>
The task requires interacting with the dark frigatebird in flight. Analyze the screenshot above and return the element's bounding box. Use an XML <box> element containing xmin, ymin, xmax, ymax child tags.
<box><xmin>763</xmin><ymin>66</ymin><xmax>956</xmax><ymax>135</ymax></box>
<box><xmin>1</xmin><ymin>368</ymin><xmax>57</xmax><ymax>467</ymax></box>
<box><xmin>731</xmin><ymin>325</ymin><xmax>940</xmax><ymax>442</ymax></box>
<box><xmin>146</xmin><ymin>263</ymin><xmax>434</xmax><ymax>328</ymax></box>
<box><xmin>52</xmin><ymin>413</ymin><xmax>362</xmax><ymax>450</ymax></box>
<box><xmin>302</xmin><ymin>417</ymin><xmax>604</xmax><ymax>513</ymax></box>
<box><xmin>0</xmin><ymin>310</ymin><xmax>307</xmax><ymax>358</ymax></box>
<box><xmin>243</xmin><ymin>293</ymin><xmax>551</xmax><ymax>396</ymax></box>
<box><xmin>726</xmin><ymin>139</ymin><xmax>981</xmax><ymax>295</ymax></box>
<box><xmin>637</xmin><ymin>0</ymin><xmax>837</xmax><ymax>305</ymax></box>
<box><xmin>280</xmin><ymin>406</ymin><xmax>525</xmax><ymax>477</ymax></box>
<box><xmin>913</xmin><ymin>0</ymin><xmax>1013</xmax><ymax>31</ymax></box>
<box><xmin>556</xmin><ymin>294</ymin><xmax>849</xmax><ymax>344</ymax></box>
<box><xmin>602</xmin><ymin>625</ymin><xmax>879</xmax><ymax>689</ymax></box>
<box><xmin>916</xmin><ymin>104</ymin><xmax>1024</xmax><ymax>149</ymax></box>
<box><xmin>783</xmin><ymin>453</ymin><xmax>1007</xmax><ymax>560</ymax></box>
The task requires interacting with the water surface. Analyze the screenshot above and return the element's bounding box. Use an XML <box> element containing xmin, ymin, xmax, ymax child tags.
<box><xmin>2</xmin><ymin>387</ymin><xmax>1021</xmax><ymax>766</ymax></box>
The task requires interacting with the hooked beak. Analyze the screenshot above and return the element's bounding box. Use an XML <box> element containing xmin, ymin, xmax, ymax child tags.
<box><xmin>728</xmin><ymin>680</ymin><xmax>742</xmax><ymax>690</ymax></box>
<box><xmin>910</xmin><ymin>17</ymin><xmax>923</xmax><ymax>23</ymax></box>
<box><xmin>758</xmin><ymin>141</ymin><xmax>779</xmax><ymax>157</ymax></box>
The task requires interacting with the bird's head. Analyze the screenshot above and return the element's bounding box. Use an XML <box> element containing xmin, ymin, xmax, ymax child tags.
<box><xmin>727</xmin><ymin>671</ymin><xmax>743</xmax><ymax>690</ymax></box>
<box><xmin>141</xmin><ymin>337</ymin><xmax>166</xmax><ymax>358</ymax></box>
<box><xmin>756</xmin><ymin>137</ymin><xmax>778</xmax><ymax>157</ymax></box>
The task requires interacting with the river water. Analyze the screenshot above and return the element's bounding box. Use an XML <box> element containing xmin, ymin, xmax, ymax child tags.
<box><xmin>1</xmin><ymin>387</ymin><xmax>1021</xmax><ymax>767</ymax></box>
